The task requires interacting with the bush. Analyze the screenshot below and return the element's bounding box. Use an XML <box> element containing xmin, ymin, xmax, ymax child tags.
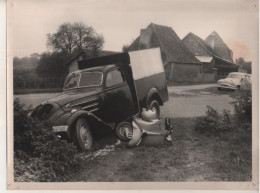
<box><xmin>233</xmin><ymin>90</ymin><xmax>252</xmax><ymax>123</ymax></box>
<box><xmin>195</xmin><ymin>90</ymin><xmax>252</xmax><ymax>136</ymax></box>
<box><xmin>195</xmin><ymin>106</ymin><xmax>234</xmax><ymax>136</ymax></box>
<box><xmin>13</xmin><ymin>98</ymin><xmax>80</xmax><ymax>182</ymax></box>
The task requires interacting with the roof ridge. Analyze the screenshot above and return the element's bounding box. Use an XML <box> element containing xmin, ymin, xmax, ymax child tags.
<box><xmin>206</xmin><ymin>31</ymin><xmax>231</xmax><ymax>52</ymax></box>
<box><xmin>192</xmin><ymin>33</ymin><xmax>214</xmax><ymax>56</ymax></box>
<box><xmin>182</xmin><ymin>32</ymin><xmax>193</xmax><ymax>42</ymax></box>
<box><xmin>168</xmin><ymin>29</ymin><xmax>201</xmax><ymax>63</ymax></box>
<box><xmin>152</xmin><ymin>24</ymin><xmax>200</xmax><ymax>63</ymax></box>
<box><xmin>150</xmin><ymin>23</ymin><xmax>169</xmax><ymax>62</ymax></box>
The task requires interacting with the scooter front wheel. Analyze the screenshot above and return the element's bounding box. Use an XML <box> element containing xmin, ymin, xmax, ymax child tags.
<box><xmin>115</xmin><ymin>122</ymin><xmax>133</xmax><ymax>142</ymax></box>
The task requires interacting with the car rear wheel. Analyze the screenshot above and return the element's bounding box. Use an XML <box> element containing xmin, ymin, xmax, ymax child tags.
<box><xmin>148</xmin><ymin>100</ymin><xmax>160</xmax><ymax>118</ymax></box>
<box><xmin>73</xmin><ymin>118</ymin><xmax>93</xmax><ymax>151</ymax></box>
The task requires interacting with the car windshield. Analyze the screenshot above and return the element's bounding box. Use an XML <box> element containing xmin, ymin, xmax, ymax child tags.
<box><xmin>63</xmin><ymin>73</ymin><xmax>79</xmax><ymax>90</ymax></box>
<box><xmin>227</xmin><ymin>74</ymin><xmax>244</xmax><ymax>79</ymax></box>
<box><xmin>63</xmin><ymin>72</ymin><xmax>103</xmax><ymax>90</ymax></box>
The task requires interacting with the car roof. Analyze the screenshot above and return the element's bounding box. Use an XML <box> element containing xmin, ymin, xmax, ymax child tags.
<box><xmin>68</xmin><ymin>64</ymin><xmax>117</xmax><ymax>76</ymax></box>
<box><xmin>229</xmin><ymin>72</ymin><xmax>249</xmax><ymax>76</ymax></box>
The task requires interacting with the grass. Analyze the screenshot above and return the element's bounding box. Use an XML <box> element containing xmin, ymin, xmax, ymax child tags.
<box><xmin>14</xmin><ymin>88</ymin><xmax>63</xmax><ymax>95</ymax></box>
<box><xmin>71</xmin><ymin>117</ymin><xmax>252</xmax><ymax>182</ymax></box>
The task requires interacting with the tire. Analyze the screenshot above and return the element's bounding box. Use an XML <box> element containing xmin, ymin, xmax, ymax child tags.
<box><xmin>115</xmin><ymin>122</ymin><xmax>133</xmax><ymax>142</ymax></box>
<box><xmin>148</xmin><ymin>100</ymin><xmax>160</xmax><ymax>118</ymax></box>
<box><xmin>73</xmin><ymin>118</ymin><xmax>93</xmax><ymax>151</ymax></box>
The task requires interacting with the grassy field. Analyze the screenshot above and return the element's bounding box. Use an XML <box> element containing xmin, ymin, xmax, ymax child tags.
<box><xmin>70</xmin><ymin>118</ymin><xmax>251</xmax><ymax>182</ymax></box>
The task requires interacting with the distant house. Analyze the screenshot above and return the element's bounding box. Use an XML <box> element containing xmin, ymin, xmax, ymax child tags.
<box><xmin>66</xmin><ymin>49</ymin><xmax>118</xmax><ymax>73</ymax></box>
<box><xmin>127</xmin><ymin>23</ymin><xmax>206</xmax><ymax>83</ymax></box>
<box><xmin>182</xmin><ymin>31</ymin><xmax>238</xmax><ymax>80</ymax></box>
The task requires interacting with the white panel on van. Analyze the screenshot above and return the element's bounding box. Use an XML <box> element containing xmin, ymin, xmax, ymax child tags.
<box><xmin>128</xmin><ymin>48</ymin><xmax>164</xmax><ymax>80</ymax></box>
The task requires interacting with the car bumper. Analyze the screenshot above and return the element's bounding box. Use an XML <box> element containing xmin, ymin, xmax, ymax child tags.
<box><xmin>52</xmin><ymin>125</ymin><xmax>68</xmax><ymax>133</ymax></box>
<box><xmin>217</xmin><ymin>83</ymin><xmax>237</xmax><ymax>90</ymax></box>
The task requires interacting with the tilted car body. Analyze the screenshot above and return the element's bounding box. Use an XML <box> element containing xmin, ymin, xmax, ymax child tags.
<box><xmin>217</xmin><ymin>72</ymin><xmax>251</xmax><ymax>91</ymax></box>
<box><xmin>31</xmin><ymin>48</ymin><xmax>169</xmax><ymax>150</ymax></box>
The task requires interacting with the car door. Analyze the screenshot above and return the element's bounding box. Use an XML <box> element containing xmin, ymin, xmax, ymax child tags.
<box><xmin>100</xmin><ymin>67</ymin><xmax>135</xmax><ymax>123</ymax></box>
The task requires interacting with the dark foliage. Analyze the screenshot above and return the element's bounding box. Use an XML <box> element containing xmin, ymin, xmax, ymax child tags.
<box><xmin>14</xmin><ymin>99</ymin><xmax>80</xmax><ymax>182</ymax></box>
<box><xmin>236</xmin><ymin>57</ymin><xmax>252</xmax><ymax>74</ymax></box>
<box><xmin>47</xmin><ymin>22</ymin><xmax>104</xmax><ymax>55</ymax></box>
<box><xmin>195</xmin><ymin>106</ymin><xmax>234</xmax><ymax>136</ymax></box>
<box><xmin>233</xmin><ymin>90</ymin><xmax>252</xmax><ymax>123</ymax></box>
<box><xmin>195</xmin><ymin>90</ymin><xmax>252</xmax><ymax>137</ymax></box>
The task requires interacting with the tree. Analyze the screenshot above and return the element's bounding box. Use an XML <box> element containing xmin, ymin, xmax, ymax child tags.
<box><xmin>236</xmin><ymin>57</ymin><xmax>252</xmax><ymax>74</ymax></box>
<box><xmin>36</xmin><ymin>52</ymin><xmax>69</xmax><ymax>88</ymax></box>
<box><xmin>47</xmin><ymin>22</ymin><xmax>104</xmax><ymax>55</ymax></box>
<box><xmin>37</xmin><ymin>52</ymin><xmax>68</xmax><ymax>77</ymax></box>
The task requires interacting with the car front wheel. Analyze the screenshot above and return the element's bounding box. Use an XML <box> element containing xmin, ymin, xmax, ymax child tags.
<box><xmin>73</xmin><ymin>118</ymin><xmax>93</xmax><ymax>151</ymax></box>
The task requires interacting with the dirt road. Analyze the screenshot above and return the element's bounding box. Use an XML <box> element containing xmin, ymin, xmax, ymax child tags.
<box><xmin>14</xmin><ymin>84</ymin><xmax>234</xmax><ymax>117</ymax></box>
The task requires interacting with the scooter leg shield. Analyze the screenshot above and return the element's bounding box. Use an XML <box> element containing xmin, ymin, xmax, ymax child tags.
<box><xmin>128</xmin><ymin>121</ymin><xmax>143</xmax><ymax>147</ymax></box>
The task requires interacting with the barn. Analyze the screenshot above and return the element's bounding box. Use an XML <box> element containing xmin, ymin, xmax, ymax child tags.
<box><xmin>182</xmin><ymin>31</ymin><xmax>238</xmax><ymax>80</ymax></box>
<box><xmin>127</xmin><ymin>23</ymin><xmax>206</xmax><ymax>83</ymax></box>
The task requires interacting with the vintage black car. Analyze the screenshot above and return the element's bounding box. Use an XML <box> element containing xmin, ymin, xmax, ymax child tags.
<box><xmin>31</xmin><ymin>48</ymin><xmax>169</xmax><ymax>150</ymax></box>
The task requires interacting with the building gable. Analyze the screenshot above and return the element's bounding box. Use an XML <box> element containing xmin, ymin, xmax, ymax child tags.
<box><xmin>205</xmin><ymin>31</ymin><xmax>233</xmax><ymax>62</ymax></box>
<box><xmin>182</xmin><ymin>33</ymin><xmax>212</xmax><ymax>57</ymax></box>
<box><xmin>128</xmin><ymin>23</ymin><xmax>201</xmax><ymax>65</ymax></box>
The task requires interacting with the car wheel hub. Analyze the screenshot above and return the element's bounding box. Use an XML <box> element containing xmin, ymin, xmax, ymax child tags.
<box><xmin>79</xmin><ymin>124</ymin><xmax>89</xmax><ymax>146</ymax></box>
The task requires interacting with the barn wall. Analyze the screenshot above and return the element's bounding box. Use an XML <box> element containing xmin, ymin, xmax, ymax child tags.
<box><xmin>68</xmin><ymin>55</ymin><xmax>85</xmax><ymax>73</ymax></box>
<box><xmin>69</xmin><ymin>60</ymin><xmax>78</xmax><ymax>73</ymax></box>
<box><xmin>173</xmin><ymin>63</ymin><xmax>201</xmax><ymax>82</ymax></box>
<box><xmin>166</xmin><ymin>63</ymin><xmax>215</xmax><ymax>83</ymax></box>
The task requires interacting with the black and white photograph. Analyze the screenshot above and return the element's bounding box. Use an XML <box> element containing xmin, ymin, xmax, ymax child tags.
<box><xmin>6</xmin><ymin>0</ymin><xmax>258</xmax><ymax>190</ymax></box>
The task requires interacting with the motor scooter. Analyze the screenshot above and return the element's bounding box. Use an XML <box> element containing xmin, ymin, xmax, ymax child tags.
<box><xmin>115</xmin><ymin>109</ymin><xmax>173</xmax><ymax>147</ymax></box>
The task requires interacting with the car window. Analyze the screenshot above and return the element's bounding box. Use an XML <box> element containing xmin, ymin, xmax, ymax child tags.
<box><xmin>79</xmin><ymin>72</ymin><xmax>103</xmax><ymax>87</ymax></box>
<box><xmin>227</xmin><ymin>74</ymin><xmax>244</xmax><ymax>79</ymax></box>
<box><xmin>105</xmin><ymin>69</ymin><xmax>124</xmax><ymax>87</ymax></box>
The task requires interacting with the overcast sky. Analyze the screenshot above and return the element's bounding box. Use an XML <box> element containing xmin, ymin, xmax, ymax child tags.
<box><xmin>8</xmin><ymin>0</ymin><xmax>258</xmax><ymax>63</ymax></box>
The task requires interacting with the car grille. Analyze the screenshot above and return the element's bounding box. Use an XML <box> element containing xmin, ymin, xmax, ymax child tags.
<box><xmin>31</xmin><ymin>104</ymin><xmax>54</xmax><ymax>121</ymax></box>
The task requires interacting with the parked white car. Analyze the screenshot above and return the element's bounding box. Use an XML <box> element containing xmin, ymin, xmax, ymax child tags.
<box><xmin>217</xmin><ymin>72</ymin><xmax>251</xmax><ymax>91</ymax></box>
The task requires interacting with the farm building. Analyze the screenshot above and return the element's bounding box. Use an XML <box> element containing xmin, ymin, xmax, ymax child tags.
<box><xmin>66</xmin><ymin>49</ymin><xmax>117</xmax><ymax>73</ymax></box>
<box><xmin>182</xmin><ymin>31</ymin><xmax>238</xmax><ymax>80</ymax></box>
<box><xmin>126</xmin><ymin>23</ymin><xmax>213</xmax><ymax>83</ymax></box>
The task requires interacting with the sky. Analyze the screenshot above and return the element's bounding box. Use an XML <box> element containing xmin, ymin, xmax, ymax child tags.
<box><xmin>8</xmin><ymin>0</ymin><xmax>259</xmax><ymax>64</ymax></box>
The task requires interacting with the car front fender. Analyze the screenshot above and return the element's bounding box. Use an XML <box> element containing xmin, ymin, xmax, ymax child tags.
<box><xmin>66</xmin><ymin>110</ymin><xmax>113</xmax><ymax>139</ymax></box>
